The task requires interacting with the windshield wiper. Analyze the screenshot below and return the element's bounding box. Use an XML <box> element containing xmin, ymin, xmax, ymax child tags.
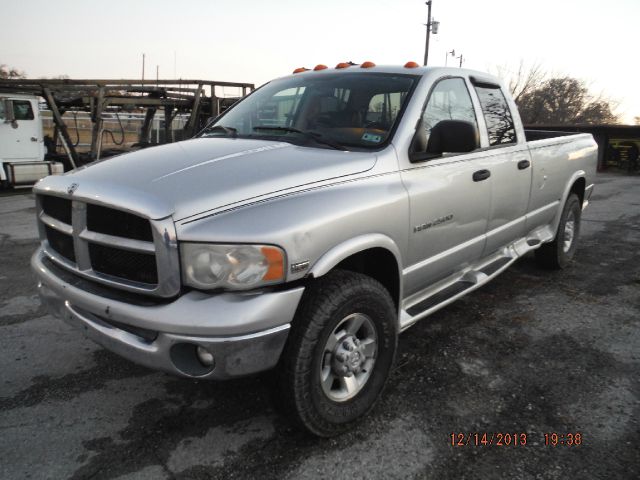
<box><xmin>202</xmin><ymin>125</ymin><xmax>237</xmax><ymax>137</ymax></box>
<box><xmin>252</xmin><ymin>126</ymin><xmax>346</xmax><ymax>150</ymax></box>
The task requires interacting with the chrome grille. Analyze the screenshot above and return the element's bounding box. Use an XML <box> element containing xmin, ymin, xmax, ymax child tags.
<box><xmin>41</xmin><ymin>195</ymin><xmax>72</xmax><ymax>224</ymax></box>
<box><xmin>37</xmin><ymin>194</ymin><xmax>180</xmax><ymax>298</ymax></box>
<box><xmin>86</xmin><ymin>203</ymin><xmax>153</xmax><ymax>242</ymax></box>
<box><xmin>44</xmin><ymin>225</ymin><xmax>75</xmax><ymax>262</ymax></box>
<box><xmin>88</xmin><ymin>242</ymin><xmax>158</xmax><ymax>284</ymax></box>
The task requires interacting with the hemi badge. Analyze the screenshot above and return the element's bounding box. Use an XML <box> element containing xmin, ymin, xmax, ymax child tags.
<box><xmin>291</xmin><ymin>261</ymin><xmax>310</xmax><ymax>274</ymax></box>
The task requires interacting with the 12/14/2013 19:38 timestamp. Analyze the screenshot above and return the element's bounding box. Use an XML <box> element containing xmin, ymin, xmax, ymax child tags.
<box><xmin>450</xmin><ymin>432</ymin><xmax>583</xmax><ymax>447</ymax></box>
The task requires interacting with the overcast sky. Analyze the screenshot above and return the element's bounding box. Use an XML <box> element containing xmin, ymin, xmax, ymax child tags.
<box><xmin>1</xmin><ymin>0</ymin><xmax>638</xmax><ymax>123</ymax></box>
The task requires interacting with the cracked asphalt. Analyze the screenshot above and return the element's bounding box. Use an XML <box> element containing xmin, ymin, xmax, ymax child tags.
<box><xmin>1</xmin><ymin>173</ymin><xmax>639</xmax><ymax>480</ymax></box>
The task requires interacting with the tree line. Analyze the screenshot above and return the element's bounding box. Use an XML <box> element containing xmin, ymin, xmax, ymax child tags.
<box><xmin>498</xmin><ymin>62</ymin><xmax>619</xmax><ymax>125</ymax></box>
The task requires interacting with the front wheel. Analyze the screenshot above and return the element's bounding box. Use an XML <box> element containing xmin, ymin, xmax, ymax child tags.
<box><xmin>536</xmin><ymin>193</ymin><xmax>582</xmax><ymax>269</ymax></box>
<box><xmin>278</xmin><ymin>270</ymin><xmax>397</xmax><ymax>437</ymax></box>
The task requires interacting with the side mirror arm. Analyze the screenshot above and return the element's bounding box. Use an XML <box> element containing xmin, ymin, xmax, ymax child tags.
<box><xmin>409</xmin><ymin>118</ymin><xmax>441</xmax><ymax>163</ymax></box>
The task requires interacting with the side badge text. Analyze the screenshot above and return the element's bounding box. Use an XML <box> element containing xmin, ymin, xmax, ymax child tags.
<box><xmin>414</xmin><ymin>214</ymin><xmax>453</xmax><ymax>233</ymax></box>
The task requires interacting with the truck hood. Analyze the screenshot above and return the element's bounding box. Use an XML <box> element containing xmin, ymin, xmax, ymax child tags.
<box><xmin>38</xmin><ymin>138</ymin><xmax>377</xmax><ymax>221</ymax></box>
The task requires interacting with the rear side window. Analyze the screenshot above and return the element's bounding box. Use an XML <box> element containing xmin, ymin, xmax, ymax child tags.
<box><xmin>0</xmin><ymin>100</ymin><xmax>5</xmax><ymax>120</ymax></box>
<box><xmin>13</xmin><ymin>100</ymin><xmax>35</xmax><ymax>120</ymax></box>
<box><xmin>422</xmin><ymin>78</ymin><xmax>478</xmax><ymax>145</ymax></box>
<box><xmin>474</xmin><ymin>86</ymin><xmax>516</xmax><ymax>146</ymax></box>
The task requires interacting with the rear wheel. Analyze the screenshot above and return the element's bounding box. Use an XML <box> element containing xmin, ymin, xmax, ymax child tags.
<box><xmin>536</xmin><ymin>193</ymin><xmax>582</xmax><ymax>269</ymax></box>
<box><xmin>278</xmin><ymin>270</ymin><xmax>397</xmax><ymax>437</ymax></box>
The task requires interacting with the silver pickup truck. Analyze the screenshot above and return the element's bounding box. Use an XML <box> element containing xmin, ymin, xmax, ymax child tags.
<box><xmin>32</xmin><ymin>64</ymin><xmax>597</xmax><ymax>436</ymax></box>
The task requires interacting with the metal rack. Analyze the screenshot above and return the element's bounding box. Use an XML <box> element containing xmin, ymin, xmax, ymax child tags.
<box><xmin>0</xmin><ymin>78</ymin><xmax>254</xmax><ymax>167</ymax></box>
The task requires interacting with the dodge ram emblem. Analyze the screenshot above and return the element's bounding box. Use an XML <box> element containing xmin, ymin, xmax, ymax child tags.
<box><xmin>67</xmin><ymin>183</ymin><xmax>79</xmax><ymax>195</ymax></box>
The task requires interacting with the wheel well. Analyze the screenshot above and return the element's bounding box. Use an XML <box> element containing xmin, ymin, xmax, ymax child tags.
<box><xmin>332</xmin><ymin>248</ymin><xmax>400</xmax><ymax>309</ymax></box>
<box><xmin>570</xmin><ymin>177</ymin><xmax>586</xmax><ymax>205</ymax></box>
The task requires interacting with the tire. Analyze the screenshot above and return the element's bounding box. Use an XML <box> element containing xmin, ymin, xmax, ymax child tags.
<box><xmin>278</xmin><ymin>269</ymin><xmax>397</xmax><ymax>437</ymax></box>
<box><xmin>536</xmin><ymin>193</ymin><xmax>582</xmax><ymax>269</ymax></box>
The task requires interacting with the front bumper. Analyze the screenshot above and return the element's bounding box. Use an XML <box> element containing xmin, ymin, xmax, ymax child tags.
<box><xmin>32</xmin><ymin>247</ymin><xmax>304</xmax><ymax>379</ymax></box>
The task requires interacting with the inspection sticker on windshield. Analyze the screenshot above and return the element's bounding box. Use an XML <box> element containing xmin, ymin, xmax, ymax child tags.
<box><xmin>361</xmin><ymin>133</ymin><xmax>383</xmax><ymax>143</ymax></box>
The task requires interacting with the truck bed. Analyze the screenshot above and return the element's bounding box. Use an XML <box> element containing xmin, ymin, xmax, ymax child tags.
<box><xmin>524</xmin><ymin>129</ymin><xmax>579</xmax><ymax>142</ymax></box>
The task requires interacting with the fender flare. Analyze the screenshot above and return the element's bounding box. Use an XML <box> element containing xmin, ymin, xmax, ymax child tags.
<box><xmin>309</xmin><ymin>233</ymin><xmax>403</xmax><ymax>277</ymax></box>
<box><xmin>551</xmin><ymin>170</ymin><xmax>586</xmax><ymax>236</ymax></box>
<box><xmin>309</xmin><ymin>233</ymin><xmax>404</xmax><ymax>310</ymax></box>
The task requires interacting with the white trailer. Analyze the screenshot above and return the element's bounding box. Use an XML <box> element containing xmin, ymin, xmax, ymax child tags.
<box><xmin>0</xmin><ymin>93</ymin><xmax>63</xmax><ymax>188</ymax></box>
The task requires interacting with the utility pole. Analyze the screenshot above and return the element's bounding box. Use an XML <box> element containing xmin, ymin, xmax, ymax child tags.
<box><xmin>142</xmin><ymin>53</ymin><xmax>146</xmax><ymax>82</ymax></box>
<box><xmin>423</xmin><ymin>1</ymin><xmax>432</xmax><ymax>66</ymax></box>
<box><xmin>423</xmin><ymin>2</ymin><xmax>440</xmax><ymax>66</ymax></box>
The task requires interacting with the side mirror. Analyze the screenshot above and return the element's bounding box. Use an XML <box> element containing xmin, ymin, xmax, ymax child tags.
<box><xmin>410</xmin><ymin>119</ymin><xmax>479</xmax><ymax>162</ymax></box>
<box><xmin>427</xmin><ymin>120</ymin><xmax>479</xmax><ymax>154</ymax></box>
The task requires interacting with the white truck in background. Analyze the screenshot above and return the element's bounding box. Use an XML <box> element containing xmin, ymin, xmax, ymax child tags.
<box><xmin>0</xmin><ymin>94</ymin><xmax>63</xmax><ymax>188</ymax></box>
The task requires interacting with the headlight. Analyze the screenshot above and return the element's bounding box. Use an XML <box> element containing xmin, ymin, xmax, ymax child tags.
<box><xmin>181</xmin><ymin>243</ymin><xmax>285</xmax><ymax>290</ymax></box>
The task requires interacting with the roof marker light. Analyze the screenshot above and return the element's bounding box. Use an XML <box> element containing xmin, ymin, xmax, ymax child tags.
<box><xmin>360</xmin><ymin>61</ymin><xmax>376</xmax><ymax>68</ymax></box>
<box><xmin>335</xmin><ymin>62</ymin><xmax>351</xmax><ymax>69</ymax></box>
<box><xmin>292</xmin><ymin>67</ymin><xmax>309</xmax><ymax>74</ymax></box>
<box><xmin>314</xmin><ymin>64</ymin><xmax>328</xmax><ymax>71</ymax></box>
<box><xmin>404</xmin><ymin>61</ymin><xmax>420</xmax><ymax>68</ymax></box>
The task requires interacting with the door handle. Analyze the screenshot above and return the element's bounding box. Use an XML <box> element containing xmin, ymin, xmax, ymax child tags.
<box><xmin>472</xmin><ymin>169</ymin><xmax>491</xmax><ymax>182</ymax></box>
<box><xmin>30</xmin><ymin>137</ymin><xmax>38</xmax><ymax>142</ymax></box>
<box><xmin>517</xmin><ymin>159</ymin><xmax>531</xmax><ymax>170</ymax></box>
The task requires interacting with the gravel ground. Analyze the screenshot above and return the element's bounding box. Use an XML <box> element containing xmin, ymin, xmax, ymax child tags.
<box><xmin>1</xmin><ymin>173</ymin><xmax>638</xmax><ymax>480</ymax></box>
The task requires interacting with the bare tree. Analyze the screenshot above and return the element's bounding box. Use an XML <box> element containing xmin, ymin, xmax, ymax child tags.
<box><xmin>493</xmin><ymin>60</ymin><xmax>547</xmax><ymax>104</ymax></box>
<box><xmin>517</xmin><ymin>77</ymin><xmax>618</xmax><ymax>125</ymax></box>
<box><xmin>0</xmin><ymin>64</ymin><xmax>26</xmax><ymax>79</ymax></box>
<box><xmin>494</xmin><ymin>62</ymin><xmax>618</xmax><ymax>125</ymax></box>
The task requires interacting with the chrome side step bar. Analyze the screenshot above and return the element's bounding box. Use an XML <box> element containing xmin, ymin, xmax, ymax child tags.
<box><xmin>399</xmin><ymin>225</ymin><xmax>554</xmax><ymax>332</ymax></box>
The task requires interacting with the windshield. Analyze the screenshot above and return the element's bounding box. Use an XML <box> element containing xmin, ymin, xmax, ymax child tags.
<box><xmin>200</xmin><ymin>72</ymin><xmax>419</xmax><ymax>150</ymax></box>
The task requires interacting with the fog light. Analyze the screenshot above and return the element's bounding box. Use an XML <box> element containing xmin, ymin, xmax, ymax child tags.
<box><xmin>196</xmin><ymin>346</ymin><xmax>215</xmax><ymax>367</ymax></box>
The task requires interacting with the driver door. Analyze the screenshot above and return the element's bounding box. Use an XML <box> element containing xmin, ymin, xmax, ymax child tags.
<box><xmin>400</xmin><ymin>77</ymin><xmax>491</xmax><ymax>297</ymax></box>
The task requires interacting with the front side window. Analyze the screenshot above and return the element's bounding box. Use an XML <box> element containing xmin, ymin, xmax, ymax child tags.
<box><xmin>256</xmin><ymin>87</ymin><xmax>306</xmax><ymax>127</ymax></box>
<box><xmin>366</xmin><ymin>91</ymin><xmax>405</xmax><ymax>127</ymax></box>
<box><xmin>474</xmin><ymin>86</ymin><xmax>516</xmax><ymax>146</ymax></box>
<box><xmin>200</xmin><ymin>72</ymin><xmax>418</xmax><ymax>150</ymax></box>
<box><xmin>422</xmin><ymin>77</ymin><xmax>478</xmax><ymax>146</ymax></box>
<box><xmin>13</xmin><ymin>100</ymin><xmax>34</xmax><ymax>121</ymax></box>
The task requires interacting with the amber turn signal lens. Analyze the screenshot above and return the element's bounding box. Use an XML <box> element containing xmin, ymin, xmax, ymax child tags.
<box><xmin>261</xmin><ymin>246</ymin><xmax>285</xmax><ymax>281</ymax></box>
<box><xmin>360</xmin><ymin>61</ymin><xmax>376</xmax><ymax>68</ymax></box>
<box><xmin>404</xmin><ymin>61</ymin><xmax>420</xmax><ymax>68</ymax></box>
<box><xmin>313</xmin><ymin>64</ymin><xmax>328</xmax><ymax>71</ymax></box>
